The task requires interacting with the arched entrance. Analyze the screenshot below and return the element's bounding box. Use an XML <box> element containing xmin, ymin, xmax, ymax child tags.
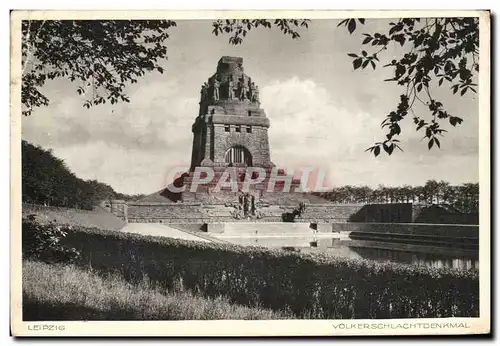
<box><xmin>224</xmin><ymin>145</ymin><xmax>252</xmax><ymax>166</ymax></box>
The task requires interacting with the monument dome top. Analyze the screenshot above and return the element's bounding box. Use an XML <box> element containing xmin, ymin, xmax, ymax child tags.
<box><xmin>199</xmin><ymin>56</ymin><xmax>260</xmax><ymax>110</ymax></box>
<box><xmin>216</xmin><ymin>56</ymin><xmax>244</xmax><ymax>75</ymax></box>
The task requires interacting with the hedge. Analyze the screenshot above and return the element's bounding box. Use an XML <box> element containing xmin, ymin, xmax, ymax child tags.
<box><xmin>26</xmin><ymin>221</ymin><xmax>479</xmax><ymax>319</ymax></box>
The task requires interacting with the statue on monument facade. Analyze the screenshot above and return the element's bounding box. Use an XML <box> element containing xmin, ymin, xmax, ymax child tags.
<box><xmin>250</xmin><ymin>83</ymin><xmax>260</xmax><ymax>103</ymax></box>
<box><xmin>212</xmin><ymin>80</ymin><xmax>220</xmax><ymax>102</ymax></box>
<box><xmin>200</xmin><ymin>82</ymin><xmax>208</xmax><ymax>103</ymax></box>
<box><xmin>228</xmin><ymin>80</ymin><xmax>235</xmax><ymax>100</ymax></box>
<box><xmin>238</xmin><ymin>80</ymin><xmax>248</xmax><ymax>101</ymax></box>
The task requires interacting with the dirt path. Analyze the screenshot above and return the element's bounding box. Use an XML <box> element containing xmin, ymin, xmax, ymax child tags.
<box><xmin>118</xmin><ymin>223</ymin><xmax>210</xmax><ymax>243</ymax></box>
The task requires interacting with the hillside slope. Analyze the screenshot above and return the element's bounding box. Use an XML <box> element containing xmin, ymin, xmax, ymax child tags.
<box><xmin>22</xmin><ymin>203</ymin><xmax>126</xmax><ymax>230</ymax></box>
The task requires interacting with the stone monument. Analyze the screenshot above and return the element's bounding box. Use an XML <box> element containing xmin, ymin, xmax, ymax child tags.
<box><xmin>116</xmin><ymin>56</ymin><xmax>366</xmax><ymax>225</ymax></box>
<box><xmin>190</xmin><ymin>56</ymin><xmax>274</xmax><ymax>171</ymax></box>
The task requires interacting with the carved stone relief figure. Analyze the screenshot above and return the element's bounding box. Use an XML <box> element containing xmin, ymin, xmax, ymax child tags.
<box><xmin>238</xmin><ymin>80</ymin><xmax>248</xmax><ymax>101</ymax></box>
<box><xmin>251</xmin><ymin>84</ymin><xmax>259</xmax><ymax>103</ymax></box>
<box><xmin>227</xmin><ymin>193</ymin><xmax>263</xmax><ymax>219</ymax></box>
<box><xmin>212</xmin><ymin>80</ymin><xmax>220</xmax><ymax>101</ymax></box>
<box><xmin>249</xmin><ymin>81</ymin><xmax>255</xmax><ymax>102</ymax></box>
<box><xmin>228</xmin><ymin>80</ymin><xmax>235</xmax><ymax>100</ymax></box>
<box><xmin>200</xmin><ymin>82</ymin><xmax>208</xmax><ymax>102</ymax></box>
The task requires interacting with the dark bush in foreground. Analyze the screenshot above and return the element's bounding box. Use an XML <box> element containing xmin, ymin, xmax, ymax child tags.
<box><xmin>23</xmin><ymin>260</ymin><xmax>291</xmax><ymax>321</ymax></box>
<box><xmin>22</xmin><ymin>215</ymin><xmax>80</xmax><ymax>263</ymax></box>
<box><xmin>24</xmin><ymin>220</ymin><xmax>479</xmax><ymax>319</ymax></box>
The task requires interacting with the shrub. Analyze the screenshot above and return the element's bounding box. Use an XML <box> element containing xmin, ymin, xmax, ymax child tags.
<box><xmin>22</xmin><ymin>215</ymin><xmax>80</xmax><ymax>263</ymax></box>
<box><xmin>23</xmin><ymin>260</ymin><xmax>293</xmax><ymax>321</ymax></box>
<box><xmin>49</xmin><ymin>224</ymin><xmax>478</xmax><ymax>319</ymax></box>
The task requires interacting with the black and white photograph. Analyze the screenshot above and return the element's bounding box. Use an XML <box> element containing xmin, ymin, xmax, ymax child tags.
<box><xmin>10</xmin><ymin>10</ymin><xmax>491</xmax><ymax>336</ymax></box>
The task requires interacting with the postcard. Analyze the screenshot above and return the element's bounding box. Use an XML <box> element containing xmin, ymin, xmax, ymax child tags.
<box><xmin>10</xmin><ymin>9</ymin><xmax>491</xmax><ymax>336</ymax></box>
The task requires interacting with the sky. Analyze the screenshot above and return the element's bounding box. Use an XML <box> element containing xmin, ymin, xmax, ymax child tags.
<box><xmin>21</xmin><ymin>19</ymin><xmax>480</xmax><ymax>195</ymax></box>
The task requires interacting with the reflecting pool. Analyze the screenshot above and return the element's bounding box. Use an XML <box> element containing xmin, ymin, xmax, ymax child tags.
<box><xmin>217</xmin><ymin>234</ymin><xmax>478</xmax><ymax>270</ymax></box>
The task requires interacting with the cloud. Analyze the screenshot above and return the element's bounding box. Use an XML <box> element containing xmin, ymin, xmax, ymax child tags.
<box><xmin>262</xmin><ymin>77</ymin><xmax>381</xmax><ymax>165</ymax></box>
<box><xmin>23</xmin><ymin>78</ymin><xmax>197</xmax><ymax>152</ymax></box>
<box><xmin>260</xmin><ymin>77</ymin><xmax>479</xmax><ymax>188</ymax></box>
<box><xmin>52</xmin><ymin>141</ymin><xmax>182</xmax><ymax>195</ymax></box>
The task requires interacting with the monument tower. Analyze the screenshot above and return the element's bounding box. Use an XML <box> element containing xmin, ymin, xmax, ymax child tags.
<box><xmin>181</xmin><ymin>56</ymin><xmax>294</xmax><ymax>204</ymax></box>
<box><xmin>190</xmin><ymin>56</ymin><xmax>275</xmax><ymax>170</ymax></box>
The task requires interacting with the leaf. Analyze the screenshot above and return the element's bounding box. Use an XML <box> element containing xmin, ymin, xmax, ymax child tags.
<box><xmin>449</xmin><ymin>116</ymin><xmax>463</xmax><ymax>126</ymax></box>
<box><xmin>362</xmin><ymin>36</ymin><xmax>372</xmax><ymax>44</ymax></box>
<box><xmin>362</xmin><ymin>60</ymin><xmax>369</xmax><ymax>69</ymax></box>
<box><xmin>362</xmin><ymin>50</ymin><xmax>367</xmax><ymax>57</ymax></box>
<box><xmin>370</xmin><ymin>60</ymin><xmax>376</xmax><ymax>70</ymax></box>
<box><xmin>428</xmin><ymin>138</ymin><xmax>434</xmax><ymax>150</ymax></box>
<box><xmin>395</xmin><ymin>64</ymin><xmax>406</xmax><ymax>77</ymax></box>
<box><xmin>348</xmin><ymin>19</ymin><xmax>356</xmax><ymax>34</ymax></box>
<box><xmin>157</xmin><ymin>66</ymin><xmax>164</xmax><ymax>74</ymax></box>
<box><xmin>374</xmin><ymin>146</ymin><xmax>381</xmax><ymax>157</ymax></box>
<box><xmin>438</xmin><ymin>78</ymin><xmax>444</xmax><ymax>86</ymax></box>
<box><xmin>460</xmin><ymin>87</ymin><xmax>467</xmax><ymax>96</ymax></box>
<box><xmin>353</xmin><ymin>58</ymin><xmax>362</xmax><ymax>70</ymax></box>
<box><xmin>337</xmin><ymin>19</ymin><xmax>349</xmax><ymax>27</ymax></box>
<box><xmin>347</xmin><ymin>53</ymin><xmax>358</xmax><ymax>58</ymax></box>
<box><xmin>358</xmin><ymin>18</ymin><xmax>365</xmax><ymax>24</ymax></box>
<box><xmin>434</xmin><ymin>137</ymin><xmax>441</xmax><ymax>148</ymax></box>
<box><xmin>393</xmin><ymin>123</ymin><xmax>401</xmax><ymax>135</ymax></box>
<box><xmin>383</xmin><ymin>142</ymin><xmax>394</xmax><ymax>155</ymax></box>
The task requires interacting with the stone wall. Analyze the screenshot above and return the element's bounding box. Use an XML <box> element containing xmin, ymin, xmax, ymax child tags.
<box><xmin>297</xmin><ymin>204</ymin><xmax>365</xmax><ymax>223</ymax></box>
<box><xmin>110</xmin><ymin>200</ymin><xmax>127</xmax><ymax>222</ymax></box>
<box><xmin>127</xmin><ymin>202</ymin><xmax>287</xmax><ymax>223</ymax></box>
<box><xmin>212</xmin><ymin>122</ymin><xmax>272</xmax><ymax>167</ymax></box>
<box><xmin>126</xmin><ymin>202</ymin><xmax>365</xmax><ymax>224</ymax></box>
<box><xmin>124</xmin><ymin>201</ymin><xmax>423</xmax><ymax>224</ymax></box>
<box><xmin>332</xmin><ymin>222</ymin><xmax>478</xmax><ymax>238</ymax></box>
<box><xmin>412</xmin><ymin>204</ymin><xmax>479</xmax><ymax>224</ymax></box>
<box><xmin>120</xmin><ymin>200</ymin><xmax>478</xmax><ymax>226</ymax></box>
<box><xmin>337</xmin><ymin>222</ymin><xmax>479</xmax><ymax>253</ymax></box>
<box><xmin>348</xmin><ymin>203</ymin><xmax>413</xmax><ymax>223</ymax></box>
<box><xmin>127</xmin><ymin>203</ymin><xmax>207</xmax><ymax>223</ymax></box>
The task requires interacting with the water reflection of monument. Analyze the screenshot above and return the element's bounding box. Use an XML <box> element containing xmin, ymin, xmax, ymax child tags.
<box><xmin>315</xmin><ymin>237</ymin><xmax>478</xmax><ymax>270</ymax></box>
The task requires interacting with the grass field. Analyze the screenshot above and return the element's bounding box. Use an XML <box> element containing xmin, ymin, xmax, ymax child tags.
<box><xmin>22</xmin><ymin>260</ymin><xmax>293</xmax><ymax>321</ymax></box>
<box><xmin>22</xmin><ymin>203</ymin><xmax>126</xmax><ymax>230</ymax></box>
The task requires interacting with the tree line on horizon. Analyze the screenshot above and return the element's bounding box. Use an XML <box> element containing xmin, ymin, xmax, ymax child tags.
<box><xmin>22</xmin><ymin>140</ymin><xmax>145</xmax><ymax>210</ymax></box>
<box><xmin>313</xmin><ymin>180</ymin><xmax>479</xmax><ymax>214</ymax></box>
